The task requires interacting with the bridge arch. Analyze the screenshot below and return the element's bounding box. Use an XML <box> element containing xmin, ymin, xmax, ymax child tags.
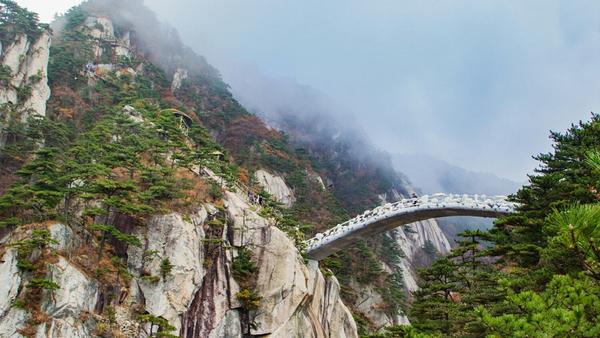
<box><xmin>304</xmin><ymin>194</ymin><xmax>517</xmax><ymax>260</ymax></box>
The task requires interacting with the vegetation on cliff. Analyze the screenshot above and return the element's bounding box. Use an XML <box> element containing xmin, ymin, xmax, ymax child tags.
<box><xmin>0</xmin><ymin>0</ymin><xmax>49</xmax><ymax>45</ymax></box>
<box><xmin>1</xmin><ymin>1</ymin><xmax>408</xmax><ymax>334</ymax></box>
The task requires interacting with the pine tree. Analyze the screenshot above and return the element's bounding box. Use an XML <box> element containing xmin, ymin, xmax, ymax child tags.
<box><xmin>410</xmin><ymin>230</ymin><xmax>506</xmax><ymax>337</ymax></box>
<box><xmin>492</xmin><ymin>114</ymin><xmax>600</xmax><ymax>280</ymax></box>
<box><xmin>477</xmin><ymin>274</ymin><xmax>600</xmax><ymax>337</ymax></box>
<box><xmin>410</xmin><ymin>257</ymin><xmax>461</xmax><ymax>335</ymax></box>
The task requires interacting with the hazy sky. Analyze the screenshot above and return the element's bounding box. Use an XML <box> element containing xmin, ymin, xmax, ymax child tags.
<box><xmin>16</xmin><ymin>0</ymin><xmax>80</xmax><ymax>22</ymax></box>
<box><xmin>18</xmin><ymin>0</ymin><xmax>600</xmax><ymax>181</ymax></box>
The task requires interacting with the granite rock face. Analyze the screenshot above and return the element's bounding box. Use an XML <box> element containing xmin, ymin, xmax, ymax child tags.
<box><xmin>0</xmin><ymin>249</ymin><xmax>21</xmax><ymax>318</ymax></box>
<box><xmin>225</xmin><ymin>190</ymin><xmax>357</xmax><ymax>337</ymax></box>
<box><xmin>0</xmin><ymin>190</ymin><xmax>357</xmax><ymax>337</ymax></box>
<box><xmin>0</xmin><ymin>30</ymin><xmax>51</xmax><ymax>148</ymax></box>
<box><xmin>254</xmin><ymin>169</ymin><xmax>296</xmax><ymax>208</ymax></box>
<box><xmin>127</xmin><ymin>211</ymin><xmax>207</xmax><ymax>333</ymax></box>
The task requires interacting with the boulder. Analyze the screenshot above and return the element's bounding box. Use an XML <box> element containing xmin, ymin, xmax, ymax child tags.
<box><xmin>254</xmin><ymin>169</ymin><xmax>295</xmax><ymax>208</ymax></box>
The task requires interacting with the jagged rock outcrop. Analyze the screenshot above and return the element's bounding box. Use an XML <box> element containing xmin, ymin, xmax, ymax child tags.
<box><xmin>171</xmin><ymin>68</ymin><xmax>188</xmax><ymax>93</ymax></box>
<box><xmin>225</xmin><ymin>191</ymin><xmax>357</xmax><ymax>337</ymax></box>
<box><xmin>0</xmin><ymin>308</ymin><xmax>27</xmax><ymax>338</ymax></box>
<box><xmin>0</xmin><ymin>223</ymin><xmax>99</xmax><ymax>337</ymax></box>
<box><xmin>0</xmin><ymin>249</ymin><xmax>21</xmax><ymax>318</ymax></box>
<box><xmin>82</xmin><ymin>16</ymin><xmax>131</xmax><ymax>59</ymax></box>
<box><xmin>0</xmin><ymin>188</ymin><xmax>358</xmax><ymax>337</ymax></box>
<box><xmin>254</xmin><ymin>169</ymin><xmax>296</xmax><ymax>208</ymax></box>
<box><xmin>43</xmin><ymin>257</ymin><xmax>99</xmax><ymax>317</ymax></box>
<box><xmin>0</xmin><ymin>30</ymin><xmax>51</xmax><ymax>148</ymax></box>
<box><xmin>394</xmin><ymin>219</ymin><xmax>451</xmax><ymax>292</ymax></box>
<box><xmin>351</xmin><ymin>281</ymin><xmax>409</xmax><ymax>328</ymax></box>
<box><xmin>41</xmin><ymin>256</ymin><xmax>99</xmax><ymax>337</ymax></box>
<box><xmin>127</xmin><ymin>211</ymin><xmax>208</xmax><ymax>334</ymax></box>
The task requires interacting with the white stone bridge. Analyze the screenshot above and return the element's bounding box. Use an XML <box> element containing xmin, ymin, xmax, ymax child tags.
<box><xmin>305</xmin><ymin>193</ymin><xmax>517</xmax><ymax>260</ymax></box>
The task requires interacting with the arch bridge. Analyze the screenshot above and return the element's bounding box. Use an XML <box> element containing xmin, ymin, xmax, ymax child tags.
<box><xmin>304</xmin><ymin>193</ymin><xmax>517</xmax><ymax>260</ymax></box>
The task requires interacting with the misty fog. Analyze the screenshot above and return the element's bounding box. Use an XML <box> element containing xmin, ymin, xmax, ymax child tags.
<box><xmin>140</xmin><ymin>0</ymin><xmax>600</xmax><ymax>182</ymax></box>
<box><xmin>18</xmin><ymin>0</ymin><xmax>600</xmax><ymax>182</ymax></box>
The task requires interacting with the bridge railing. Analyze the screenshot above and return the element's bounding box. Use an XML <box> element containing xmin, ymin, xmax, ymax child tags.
<box><xmin>305</xmin><ymin>194</ymin><xmax>517</xmax><ymax>250</ymax></box>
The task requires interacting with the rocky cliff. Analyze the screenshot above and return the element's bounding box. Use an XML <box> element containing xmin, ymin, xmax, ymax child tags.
<box><xmin>0</xmin><ymin>187</ymin><xmax>356</xmax><ymax>337</ymax></box>
<box><xmin>0</xmin><ymin>27</ymin><xmax>51</xmax><ymax>148</ymax></box>
<box><xmin>223</xmin><ymin>62</ymin><xmax>455</xmax><ymax>329</ymax></box>
<box><xmin>0</xmin><ymin>5</ymin><xmax>358</xmax><ymax>333</ymax></box>
<box><xmin>393</xmin><ymin>220</ymin><xmax>451</xmax><ymax>292</ymax></box>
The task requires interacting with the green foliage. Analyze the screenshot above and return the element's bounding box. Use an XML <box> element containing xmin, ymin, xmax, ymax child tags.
<box><xmin>0</xmin><ymin>147</ymin><xmax>65</xmax><ymax>223</ymax></box>
<box><xmin>28</xmin><ymin>69</ymin><xmax>43</xmax><ymax>83</ymax></box>
<box><xmin>232</xmin><ymin>248</ymin><xmax>258</xmax><ymax>282</ymax></box>
<box><xmin>48</xmin><ymin>27</ymin><xmax>93</xmax><ymax>87</ymax></box>
<box><xmin>232</xmin><ymin>247</ymin><xmax>261</xmax><ymax>311</ymax></box>
<box><xmin>208</xmin><ymin>181</ymin><xmax>223</xmax><ymax>200</ymax></box>
<box><xmin>27</xmin><ymin>278</ymin><xmax>60</xmax><ymax>290</ymax></box>
<box><xmin>16</xmin><ymin>84</ymin><xmax>32</xmax><ymax>102</ymax></box>
<box><xmin>408</xmin><ymin>115</ymin><xmax>600</xmax><ymax>337</ymax></box>
<box><xmin>141</xmin><ymin>274</ymin><xmax>161</xmax><ymax>284</ymax></box>
<box><xmin>0</xmin><ymin>64</ymin><xmax>12</xmax><ymax>86</ymax></box>
<box><xmin>477</xmin><ymin>274</ymin><xmax>600</xmax><ymax>337</ymax></box>
<box><xmin>380</xmin><ymin>270</ymin><xmax>406</xmax><ymax>317</ymax></box>
<box><xmin>410</xmin><ymin>257</ymin><xmax>461</xmax><ymax>335</ymax></box>
<box><xmin>89</xmin><ymin>223</ymin><xmax>142</xmax><ymax>247</ymax></box>
<box><xmin>380</xmin><ymin>233</ymin><xmax>405</xmax><ymax>267</ymax></box>
<box><xmin>138</xmin><ymin>313</ymin><xmax>177</xmax><ymax>338</ymax></box>
<box><xmin>493</xmin><ymin>114</ymin><xmax>600</xmax><ymax>272</ymax></box>
<box><xmin>354</xmin><ymin>240</ymin><xmax>384</xmax><ymax>284</ymax></box>
<box><xmin>62</xmin><ymin>6</ymin><xmax>87</xmax><ymax>31</ymax></box>
<box><xmin>160</xmin><ymin>258</ymin><xmax>173</xmax><ymax>279</ymax></box>
<box><xmin>0</xmin><ymin>217</ymin><xmax>19</xmax><ymax>229</ymax></box>
<box><xmin>361</xmin><ymin>325</ymin><xmax>437</xmax><ymax>338</ymax></box>
<box><xmin>11</xmin><ymin>299</ymin><xmax>27</xmax><ymax>309</ymax></box>
<box><xmin>586</xmin><ymin>150</ymin><xmax>600</xmax><ymax>173</ymax></box>
<box><xmin>236</xmin><ymin>288</ymin><xmax>261</xmax><ymax>311</ymax></box>
<box><xmin>0</xmin><ymin>0</ymin><xmax>48</xmax><ymax>45</ymax></box>
<box><xmin>354</xmin><ymin>313</ymin><xmax>371</xmax><ymax>337</ymax></box>
<box><xmin>422</xmin><ymin>240</ymin><xmax>438</xmax><ymax>259</ymax></box>
<box><xmin>410</xmin><ymin>230</ymin><xmax>506</xmax><ymax>337</ymax></box>
<box><xmin>10</xmin><ymin>229</ymin><xmax>58</xmax><ymax>271</ymax></box>
<box><xmin>0</xmin><ymin>101</ymin><xmax>220</xmax><ymax>235</ymax></box>
<box><xmin>548</xmin><ymin>204</ymin><xmax>600</xmax><ymax>278</ymax></box>
<box><xmin>206</xmin><ymin>219</ymin><xmax>224</xmax><ymax>228</ymax></box>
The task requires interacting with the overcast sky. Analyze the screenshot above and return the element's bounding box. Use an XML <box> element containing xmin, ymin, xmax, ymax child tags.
<box><xmin>18</xmin><ymin>0</ymin><xmax>600</xmax><ymax>181</ymax></box>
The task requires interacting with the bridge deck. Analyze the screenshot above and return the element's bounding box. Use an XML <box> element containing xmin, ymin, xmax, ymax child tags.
<box><xmin>304</xmin><ymin>194</ymin><xmax>516</xmax><ymax>260</ymax></box>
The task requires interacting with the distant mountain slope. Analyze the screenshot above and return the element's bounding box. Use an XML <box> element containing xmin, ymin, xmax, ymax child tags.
<box><xmin>392</xmin><ymin>153</ymin><xmax>522</xmax><ymax>196</ymax></box>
